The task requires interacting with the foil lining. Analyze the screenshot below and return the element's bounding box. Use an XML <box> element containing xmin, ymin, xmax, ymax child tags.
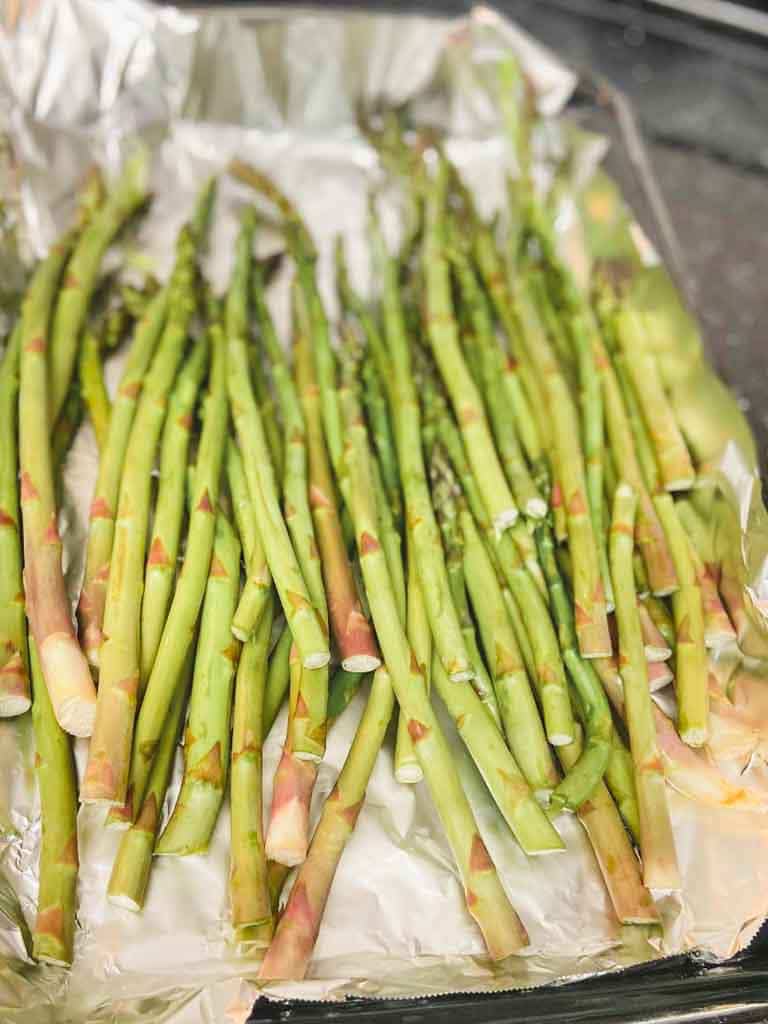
<box><xmin>1</xmin><ymin>2</ymin><xmax>767</xmax><ymax>1019</ymax></box>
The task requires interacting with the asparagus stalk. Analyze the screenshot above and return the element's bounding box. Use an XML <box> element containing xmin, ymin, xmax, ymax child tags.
<box><xmin>455</xmin><ymin>175</ymin><xmax>549</xmax><ymax>467</ymax></box>
<box><xmin>266</xmin><ymin>643</ymin><xmax>320</xmax><ymax>867</ymax></box>
<box><xmin>295</xmin><ymin>328</ymin><xmax>379</xmax><ymax>672</ymax></box>
<box><xmin>653</xmin><ymin>494</ymin><xmax>709</xmax><ymax>746</ymax></box>
<box><xmin>361</xmin><ymin>349</ymin><xmax>402</xmax><ymax>527</ymax></box>
<box><xmin>594</xmin><ymin>331</ymin><xmax>678</xmax><ymax>596</ymax></box>
<box><xmin>571</xmin><ymin>310</ymin><xmax>614</xmax><ymax>611</ymax></box>
<box><xmin>432</xmin><ymin>654</ymin><xmax>564</xmax><ymax>855</ymax></box>
<box><xmin>78</xmin><ymin>326</ymin><xmax>111</xmax><ymax>451</ymax></box>
<box><xmin>643</xmin><ymin>595</ymin><xmax>676</xmax><ymax>653</ymax></box>
<box><xmin>370</xmin><ymin>212</ymin><xmax>472</xmax><ymax>683</ymax></box>
<box><xmin>230</xmin><ymin>595</ymin><xmax>274</xmax><ymax>930</ymax></box>
<box><xmin>461</xmin><ymin>505</ymin><xmax>558</xmax><ymax>794</ymax></box>
<box><xmin>637</xmin><ymin>600</ymin><xmax>673</xmax><ymax>662</ymax></box>
<box><xmin>228</xmin><ymin>162</ymin><xmax>345</xmax><ymax>487</ymax></box>
<box><xmin>224</xmin><ymin>216</ymin><xmax>276</xmax><ymax>645</ymax></box>
<box><xmin>263</xmin><ymin>624</ymin><xmax>293</xmax><ymax>737</ymax></box>
<box><xmin>107</xmin><ymin>647</ymin><xmax>194</xmax><ymax>910</ymax></box>
<box><xmin>81</xmin><ymin>216</ymin><xmax>202</xmax><ymax>803</ymax></box>
<box><xmin>140</xmin><ymin>334</ymin><xmax>209</xmax><ymax>681</ymax></box>
<box><xmin>423</xmin><ymin>162</ymin><xmax>520</xmax><ymax>537</ymax></box>
<box><xmin>515</xmin><ymin>277</ymin><xmax>610</xmax><ymax>659</ymax></box>
<box><xmin>610</xmin><ymin>483</ymin><xmax>681</xmax><ymax>890</ymax></box>
<box><xmin>30</xmin><ymin>638</ymin><xmax>79</xmax><ymax>964</ymax></box>
<box><xmin>155</xmin><ymin>511</ymin><xmax>241</xmax><ymax>855</ymax></box>
<box><xmin>107</xmin><ymin>307</ymin><xmax>228</xmax><ymax>826</ymax></box>
<box><xmin>19</xmin><ymin>229</ymin><xmax>97</xmax><ymax>736</ymax></box>
<box><xmin>0</xmin><ymin>324</ymin><xmax>30</xmax><ymax>715</ymax></box>
<box><xmin>430</xmin><ymin>453</ymin><xmax>502</xmax><ymax>730</ymax></box>
<box><xmin>249</xmin><ymin>348</ymin><xmax>284</xmax><ymax>488</ymax></box>
<box><xmin>228</xmin><ymin>335</ymin><xmax>328</xmax><ymax>670</ymax></box>
<box><xmin>676</xmin><ymin>527</ymin><xmax>735</xmax><ymax>648</ymax></box>
<box><xmin>259</xmin><ymin>665</ymin><xmax>396</xmax><ymax>980</ymax></box>
<box><xmin>615</xmin><ymin>309</ymin><xmax>695</xmax><ymax>492</ymax></box>
<box><xmin>259</xmin><ymin>659</ymin><xmax>371</xmax><ymax>930</ymax></box>
<box><xmin>608</xmin><ymin>338</ymin><xmax>661</xmax><ymax>496</ymax></box>
<box><xmin>327</xmin><ymin>666</ymin><xmax>366</xmax><ymax>724</ymax></box>
<box><xmin>50</xmin><ymin>152</ymin><xmax>149</xmax><ymax>423</ymax></box>
<box><xmin>339</xmin><ymin>346</ymin><xmax>528</xmax><ymax>960</ymax></box>
<box><xmin>227</xmin><ymin>441</ymin><xmax>272</xmax><ymax>643</ymax></box>
<box><xmin>77</xmin><ymin>288</ymin><xmax>169</xmax><ymax>666</ymax></box>
<box><xmin>51</xmin><ymin>384</ymin><xmax>83</xmax><ymax>478</ymax></box>
<box><xmin>394</xmin><ymin>532</ymin><xmax>430</xmax><ymax>784</ymax></box>
<box><xmin>535</xmin><ymin>525</ymin><xmax>613</xmax><ymax>812</ymax></box>
<box><xmin>448</xmin><ymin>228</ymin><xmax>546</xmax><ymax>520</ymax></box>
<box><xmin>253</xmin><ymin>265</ymin><xmax>330</xmax><ymax>867</ymax></box>
<box><xmin>256</xmin><ymin>262</ymin><xmax>330</xmax><ymax>760</ymax></box>
<box><xmin>557</xmin><ymin>723</ymin><xmax>658</xmax><ymax>924</ymax></box>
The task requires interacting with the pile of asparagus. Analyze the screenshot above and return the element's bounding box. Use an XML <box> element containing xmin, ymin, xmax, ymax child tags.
<box><xmin>0</xmin><ymin>63</ymin><xmax>761</xmax><ymax>979</ymax></box>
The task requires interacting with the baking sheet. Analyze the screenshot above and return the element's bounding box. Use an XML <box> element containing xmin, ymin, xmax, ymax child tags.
<box><xmin>1</xmin><ymin>2</ymin><xmax>768</xmax><ymax>1020</ymax></box>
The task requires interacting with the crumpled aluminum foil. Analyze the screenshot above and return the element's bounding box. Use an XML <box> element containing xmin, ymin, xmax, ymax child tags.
<box><xmin>1</xmin><ymin>2</ymin><xmax>768</xmax><ymax>1020</ymax></box>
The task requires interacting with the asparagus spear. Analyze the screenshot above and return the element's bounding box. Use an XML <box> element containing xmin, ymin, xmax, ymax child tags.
<box><xmin>295</xmin><ymin>326</ymin><xmax>379</xmax><ymax>672</ymax></box>
<box><xmin>78</xmin><ymin>327</ymin><xmax>111</xmax><ymax>451</ymax></box>
<box><xmin>594</xmin><ymin>329</ymin><xmax>678</xmax><ymax>596</ymax></box>
<box><xmin>431</xmin><ymin>653</ymin><xmax>564</xmax><ymax>855</ymax></box>
<box><xmin>535</xmin><ymin>525</ymin><xmax>613</xmax><ymax>812</ymax></box>
<box><xmin>227</xmin><ymin>441</ymin><xmax>272</xmax><ymax>643</ymax></box>
<box><xmin>423</xmin><ymin>161</ymin><xmax>520</xmax><ymax>537</ymax></box>
<box><xmin>81</xmin><ymin>209</ymin><xmax>205</xmax><ymax>803</ymax></box>
<box><xmin>643</xmin><ymin>595</ymin><xmax>676</xmax><ymax>653</ymax></box>
<box><xmin>653</xmin><ymin>493</ymin><xmax>708</xmax><ymax>746</ymax></box>
<box><xmin>515</xmin><ymin>276</ymin><xmax>611</xmax><ymax>659</ymax></box>
<box><xmin>611</xmin><ymin>483</ymin><xmax>681</xmax><ymax>890</ymax></box>
<box><xmin>394</xmin><ymin>531</ymin><xmax>429</xmax><ymax>784</ymax></box>
<box><xmin>50</xmin><ymin>384</ymin><xmax>83</xmax><ymax>478</ymax></box>
<box><xmin>454</xmin><ymin>175</ymin><xmax>549</xmax><ymax>470</ymax></box>
<box><xmin>447</xmin><ymin>226</ymin><xmax>545</xmax><ymax>520</ymax></box>
<box><xmin>268</xmin><ymin>647</ymin><xmax>324</xmax><ymax>868</ymax></box>
<box><xmin>228</xmin><ymin>328</ymin><xmax>328</xmax><ymax>670</ymax></box>
<box><xmin>0</xmin><ymin>324</ymin><xmax>30</xmax><ymax>715</ymax></box>
<box><xmin>30</xmin><ymin>637</ymin><xmax>79</xmax><ymax>964</ymax></box>
<box><xmin>615</xmin><ymin>309</ymin><xmax>695</xmax><ymax>492</ymax></box>
<box><xmin>224</xmin><ymin>219</ymin><xmax>275</xmax><ymax>646</ymax></box>
<box><xmin>361</xmin><ymin>349</ymin><xmax>402</xmax><ymax>527</ymax></box>
<box><xmin>155</xmin><ymin>511</ymin><xmax>241</xmax><ymax>855</ymax></box>
<box><xmin>140</xmin><ymin>335</ymin><xmax>209</xmax><ymax>681</ymax></box>
<box><xmin>460</xmin><ymin>505</ymin><xmax>558</xmax><ymax>794</ymax></box>
<box><xmin>230</xmin><ymin>595</ymin><xmax>274</xmax><ymax>931</ymax></box>
<box><xmin>637</xmin><ymin>600</ymin><xmax>673</xmax><ymax>662</ymax></box>
<box><xmin>50</xmin><ymin>151</ymin><xmax>149</xmax><ymax>423</ymax></box>
<box><xmin>107</xmin><ymin>647</ymin><xmax>194</xmax><ymax>910</ymax></box>
<box><xmin>370</xmin><ymin>211</ymin><xmax>472</xmax><ymax>683</ymax></box>
<box><xmin>249</xmin><ymin>349</ymin><xmax>284</xmax><ymax>489</ymax></box>
<box><xmin>430</xmin><ymin>453</ymin><xmax>502</xmax><ymax>730</ymax></box>
<box><xmin>77</xmin><ymin>288</ymin><xmax>169</xmax><ymax>666</ymax></box>
<box><xmin>259</xmin><ymin>665</ymin><xmax>396</xmax><ymax>979</ymax></box>
<box><xmin>557</xmin><ymin>723</ymin><xmax>658</xmax><ymax>924</ymax></box>
<box><xmin>339</xmin><ymin>342</ymin><xmax>528</xmax><ymax>960</ymax></box>
<box><xmin>19</xmin><ymin>228</ymin><xmax>97</xmax><ymax>736</ymax></box>
<box><xmin>263</xmin><ymin>624</ymin><xmax>293</xmax><ymax>737</ymax></box>
<box><xmin>251</xmin><ymin>261</ymin><xmax>331</xmax><ymax>867</ymax></box>
<box><xmin>108</xmin><ymin>306</ymin><xmax>229</xmax><ymax>826</ymax></box>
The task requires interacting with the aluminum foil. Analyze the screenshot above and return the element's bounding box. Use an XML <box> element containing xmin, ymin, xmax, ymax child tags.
<box><xmin>1</xmin><ymin>2</ymin><xmax>768</xmax><ymax>1019</ymax></box>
